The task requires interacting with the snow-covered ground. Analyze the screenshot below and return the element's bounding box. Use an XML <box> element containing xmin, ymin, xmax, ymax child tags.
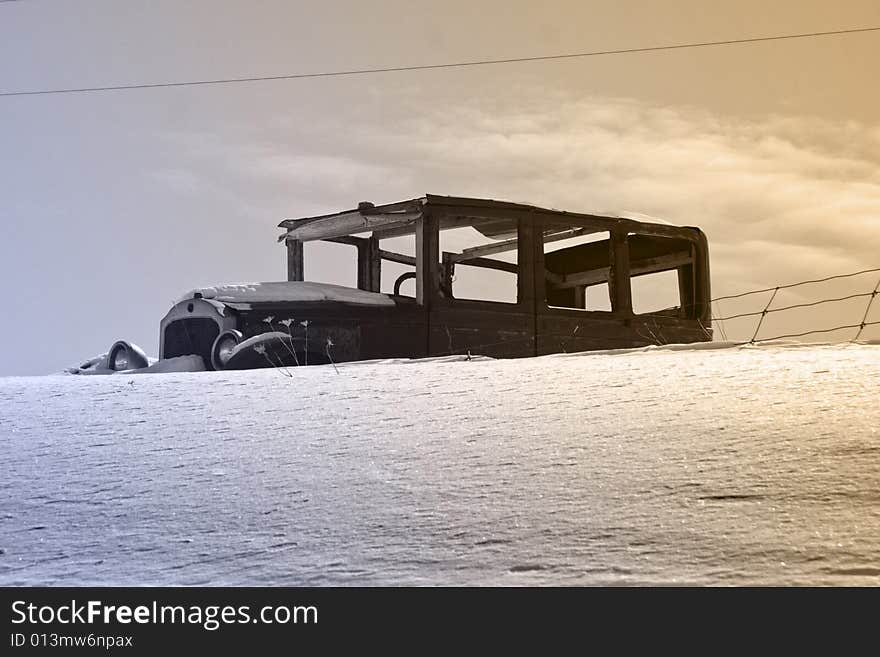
<box><xmin>1</xmin><ymin>342</ymin><xmax>878</xmax><ymax>585</ymax></box>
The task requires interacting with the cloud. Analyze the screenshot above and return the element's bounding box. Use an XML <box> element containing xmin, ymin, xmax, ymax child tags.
<box><xmin>155</xmin><ymin>90</ymin><xmax>880</xmax><ymax>337</ymax></box>
<box><xmin>336</xmin><ymin>93</ymin><xmax>880</xmax><ymax>297</ymax></box>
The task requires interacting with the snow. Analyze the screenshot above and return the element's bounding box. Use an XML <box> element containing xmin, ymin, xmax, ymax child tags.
<box><xmin>136</xmin><ymin>355</ymin><xmax>206</xmax><ymax>374</ymax></box>
<box><xmin>3</xmin><ymin>341</ymin><xmax>879</xmax><ymax>585</ymax></box>
<box><xmin>178</xmin><ymin>281</ymin><xmax>396</xmax><ymax>307</ymax></box>
<box><xmin>62</xmin><ymin>352</ymin><xmax>201</xmax><ymax>375</ymax></box>
<box><xmin>63</xmin><ymin>353</ymin><xmax>113</xmax><ymax>375</ymax></box>
<box><xmin>605</xmin><ymin>210</ymin><xmax>676</xmax><ymax>225</ymax></box>
<box><xmin>63</xmin><ymin>352</ymin><xmax>160</xmax><ymax>375</ymax></box>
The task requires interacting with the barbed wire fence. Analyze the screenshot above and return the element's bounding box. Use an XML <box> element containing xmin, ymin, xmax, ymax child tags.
<box><xmin>711</xmin><ymin>266</ymin><xmax>880</xmax><ymax>345</ymax></box>
<box><xmin>426</xmin><ymin>265</ymin><xmax>880</xmax><ymax>357</ymax></box>
<box><xmin>257</xmin><ymin>265</ymin><xmax>880</xmax><ymax>373</ymax></box>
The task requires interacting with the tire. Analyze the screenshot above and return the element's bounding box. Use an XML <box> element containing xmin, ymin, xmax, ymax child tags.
<box><xmin>211</xmin><ymin>329</ymin><xmax>243</xmax><ymax>371</ymax></box>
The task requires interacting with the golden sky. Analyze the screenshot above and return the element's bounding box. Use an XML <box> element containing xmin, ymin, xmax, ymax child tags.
<box><xmin>1</xmin><ymin>0</ymin><xmax>878</xmax><ymax>373</ymax></box>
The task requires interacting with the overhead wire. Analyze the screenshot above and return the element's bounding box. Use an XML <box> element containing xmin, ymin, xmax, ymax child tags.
<box><xmin>1</xmin><ymin>26</ymin><xmax>878</xmax><ymax>97</ymax></box>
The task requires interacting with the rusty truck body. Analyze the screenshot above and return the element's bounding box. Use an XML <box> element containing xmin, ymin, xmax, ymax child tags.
<box><xmin>151</xmin><ymin>195</ymin><xmax>711</xmax><ymax>371</ymax></box>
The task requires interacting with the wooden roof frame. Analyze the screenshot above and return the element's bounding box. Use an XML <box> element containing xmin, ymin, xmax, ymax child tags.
<box><xmin>278</xmin><ymin>195</ymin><xmax>709</xmax><ymax>318</ymax></box>
<box><xmin>277</xmin><ymin>195</ymin><xmax>698</xmax><ymax>244</ymax></box>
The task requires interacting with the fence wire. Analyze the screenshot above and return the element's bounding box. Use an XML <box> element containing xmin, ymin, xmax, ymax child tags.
<box><xmin>711</xmin><ymin>266</ymin><xmax>880</xmax><ymax>302</ymax></box>
<box><xmin>711</xmin><ymin>266</ymin><xmax>880</xmax><ymax>344</ymax></box>
<box><xmin>263</xmin><ymin>265</ymin><xmax>880</xmax><ymax>369</ymax></box>
<box><xmin>427</xmin><ymin>266</ymin><xmax>880</xmax><ymax>358</ymax></box>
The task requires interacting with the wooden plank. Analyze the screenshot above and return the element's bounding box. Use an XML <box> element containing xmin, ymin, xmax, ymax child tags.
<box><xmin>278</xmin><ymin>197</ymin><xmax>424</xmax><ymax>229</ymax></box>
<box><xmin>621</xmin><ymin>220</ymin><xmax>701</xmax><ymax>240</ymax></box>
<box><xmin>357</xmin><ymin>198</ymin><xmax>425</xmax><ymax>215</ymax></box>
<box><xmin>284</xmin><ymin>210</ymin><xmax>421</xmax><ymax>242</ymax></box>
<box><xmin>426</xmin><ymin>197</ymin><xmax>622</xmax><ymax>230</ymax></box>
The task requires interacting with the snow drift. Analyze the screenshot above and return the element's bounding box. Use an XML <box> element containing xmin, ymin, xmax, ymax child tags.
<box><xmin>4</xmin><ymin>341</ymin><xmax>880</xmax><ymax>586</ymax></box>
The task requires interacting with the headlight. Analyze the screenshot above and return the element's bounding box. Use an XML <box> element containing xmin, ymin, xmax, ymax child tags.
<box><xmin>112</xmin><ymin>349</ymin><xmax>129</xmax><ymax>370</ymax></box>
<box><xmin>107</xmin><ymin>341</ymin><xmax>149</xmax><ymax>372</ymax></box>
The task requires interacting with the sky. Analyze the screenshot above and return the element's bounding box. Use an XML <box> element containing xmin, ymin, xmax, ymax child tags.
<box><xmin>1</xmin><ymin>0</ymin><xmax>879</xmax><ymax>375</ymax></box>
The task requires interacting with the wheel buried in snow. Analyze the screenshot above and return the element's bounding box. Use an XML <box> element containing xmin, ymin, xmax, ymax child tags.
<box><xmin>107</xmin><ymin>341</ymin><xmax>149</xmax><ymax>372</ymax></box>
<box><xmin>211</xmin><ymin>329</ymin><xmax>243</xmax><ymax>370</ymax></box>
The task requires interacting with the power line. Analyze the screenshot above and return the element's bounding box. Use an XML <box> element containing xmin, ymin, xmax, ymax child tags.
<box><xmin>1</xmin><ymin>25</ymin><xmax>878</xmax><ymax>98</ymax></box>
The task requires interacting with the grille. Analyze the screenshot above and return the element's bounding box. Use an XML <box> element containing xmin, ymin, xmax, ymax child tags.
<box><xmin>163</xmin><ymin>318</ymin><xmax>220</xmax><ymax>369</ymax></box>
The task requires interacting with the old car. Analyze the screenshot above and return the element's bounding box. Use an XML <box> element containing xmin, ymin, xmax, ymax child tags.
<box><xmin>107</xmin><ymin>194</ymin><xmax>712</xmax><ymax>372</ymax></box>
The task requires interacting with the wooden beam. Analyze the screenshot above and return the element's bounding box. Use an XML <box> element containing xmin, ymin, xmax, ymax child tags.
<box><xmin>371</xmin><ymin>224</ymin><xmax>418</xmax><ymax>240</ymax></box>
<box><xmin>325</xmin><ymin>235</ymin><xmax>367</xmax><ymax>247</ymax></box>
<box><xmin>379</xmin><ymin>250</ymin><xmax>417</xmax><ymax>267</ymax></box>
<box><xmin>278</xmin><ymin>197</ymin><xmax>424</xmax><ymax>229</ymax></box>
<box><xmin>451</xmin><ymin>235</ymin><xmax>519</xmax><ymax>261</ymax></box>
<box><xmin>440</xmin><ymin>252</ymin><xmax>454</xmax><ymax>297</ymax></box>
<box><xmin>548</xmin><ymin>251</ymin><xmax>692</xmax><ymax>290</ymax></box>
<box><xmin>677</xmin><ymin>242</ymin><xmax>696</xmax><ymax>320</ymax></box>
<box><xmin>609</xmin><ymin>230</ymin><xmax>631</xmax><ymax>314</ymax></box>
<box><xmin>693</xmin><ymin>230</ymin><xmax>712</xmax><ymax>326</ymax></box>
<box><xmin>631</xmin><ymin>252</ymin><xmax>693</xmax><ymax>279</ymax></box>
<box><xmin>515</xmin><ymin>219</ymin><xmax>537</xmax><ymax>318</ymax></box>
<box><xmin>356</xmin><ymin>241</ymin><xmax>370</xmax><ymax>292</ymax></box>
<box><xmin>379</xmin><ymin>214</ymin><xmax>501</xmax><ymax>239</ymax></box>
<box><xmin>450</xmin><ymin>255</ymin><xmax>519</xmax><ymax>275</ymax></box>
<box><xmin>284</xmin><ymin>210</ymin><xmax>421</xmax><ymax>242</ymax></box>
<box><xmin>447</xmin><ymin>226</ymin><xmax>600</xmax><ymax>264</ymax></box>
<box><xmin>286</xmin><ymin>239</ymin><xmax>304</xmax><ymax>282</ymax></box>
<box><xmin>425</xmin><ymin>198</ymin><xmax>620</xmax><ymax>232</ymax></box>
<box><xmin>367</xmin><ymin>236</ymin><xmax>381</xmax><ymax>292</ymax></box>
<box><xmin>415</xmin><ymin>213</ymin><xmax>438</xmax><ymax>307</ymax></box>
